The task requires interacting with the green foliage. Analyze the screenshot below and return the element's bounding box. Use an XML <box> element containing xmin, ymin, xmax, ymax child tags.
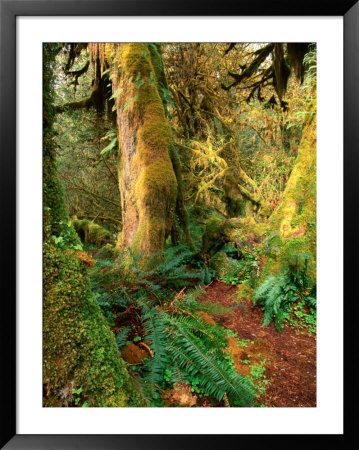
<box><xmin>89</xmin><ymin>247</ymin><xmax>256</xmax><ymax>406</ymax></box>
<box><xmin>128</xmin><ymin>244</ymin><xmax>215</xmax><ymax>290</ymax></box>
<box><xmin>51</xmin><ymin>220</ymin><xmax>83</xmax><ymax>250</ymax></box>
<box><xmin>164</xmin><ymin>313</ymin><xmax>255</xmax><ymax>406</ymax></box>
<box><xmin>73</xmin><ymin>219</ymin><xmax>112</xmax><ymax>246</ymax></box>
<box><xmin>286</xmin><ymin>299</ymin><xmax>316</xmax><ymax>335</ymax></box>
<box><xmin>100</xmin><ymin>138</ymin><xmax>118</xmax><ymax>156</ymax></box>
<box><xmin>303</xmin><ymin>44</ymin><xmax>317</xmax><ymax>85</ymax></box>
<box><xmin>253</xmin><ymin>254</ymin><xmax>316</xmax><ymax>332</ymax></box>
<box><xmin>138</xmin><ymin>301</ymin><xmax>170</xmax><ymax>399</ymax></box>
<box><xmin>218</xmin><ymin>258</ymin><xmax>253</xmax><ymax>285</ymax></box>
<box><xmin>137</xmin><ymin>304</ymin><xmax>256</xmax><ymax>406</ymax></box>
<box><xmin>250</xmin><ymin>359</ymin><xmax>266</xmax><ymax>380</ymax></box>
<box><xmin>116</xmin><ymin>326</ymin><xmax>131</xmax><ymax>349</ymax></box>
<box><xmin>176</xmin><ymin>288</ymin><xmax>232</xmax><ymax>317</ymax></box>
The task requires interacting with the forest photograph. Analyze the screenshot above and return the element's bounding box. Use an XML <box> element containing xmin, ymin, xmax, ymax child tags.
<box><xmin>43</xmin><ymin>42</ymin><xmax>316</xmax><ymax>408</ymax></box>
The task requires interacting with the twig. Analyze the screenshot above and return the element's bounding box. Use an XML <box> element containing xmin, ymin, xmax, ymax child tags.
<box><xmin>138</xmin><ymin>341</ymin><xmax>154</xmax><ymax>358</ymax></box>
<box><xmin>170</xmin><ymin>287</ymin><xmax>187</xmax><ymax>307</ymax></box>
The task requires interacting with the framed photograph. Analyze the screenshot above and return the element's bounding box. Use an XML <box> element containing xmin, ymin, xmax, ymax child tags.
<box><xmin>1</xmin><ymin>0</ymin><xmax>355</xmax><ymax>448</ymax></box>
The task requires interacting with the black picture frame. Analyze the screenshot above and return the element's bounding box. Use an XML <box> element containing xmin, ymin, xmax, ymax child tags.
<box><xmin>1</xmin><ymin>0</ymin><xmax>356</xmax><ymax>448</ymax></box>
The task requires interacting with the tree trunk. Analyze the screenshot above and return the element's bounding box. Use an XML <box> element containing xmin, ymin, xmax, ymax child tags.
<box><xmin>109</xmin><ymin>43</ymin><xmax>177</xmax><ymax>261</ymax></box>
<box><xmin>201</xmin><ymin>103</ymin><xmax>316</xmax><ymax>286</ymax></box>
<box><xmin>260</xmin><ymin>104</ymin><xmax>316</xmax><ymax>283</ymax></box>
<box><xmin>43</xmin><ymin>44</ymin><xmax>146</xmax><ymax>407</ymax></box>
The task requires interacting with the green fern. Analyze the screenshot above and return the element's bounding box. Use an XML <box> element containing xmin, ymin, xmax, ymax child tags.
<box><xmin>90</xmin><ymin>246</ymin><xmax>255</xmax><ymax>406</ymax></box>
<box><xmin>139</xmin><ymin>301</ymin><xmax>170</xmax><ymax>399</ymax></box>
<box><xmin>145</xmin><ymin>245</ymin><xmax>214</xmax><ymax>290</ymax></box>
<box><xmin>163</xmin><ymin>314</ymin><xmax>256</xmax><ymax>406</ymax></box>
<box><xmin>116</xmin><ymin>326</ymin><xmax>131</xmax><ymax>349</ymax></box>
<box><xmin>136</xmin><ymin>304</ymin><xmax>256</xmax><ymax>406</ymax></box>
<box><xmin>254</xmin><ymin>255</ymin><xmax>316</xmax><ymax>332</ymax></box>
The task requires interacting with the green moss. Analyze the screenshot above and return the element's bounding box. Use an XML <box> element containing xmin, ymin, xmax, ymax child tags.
<box><xmin>169</xmin><ymin>144</ymin><xmax>195</xmax><ymax>250</ymax></box>
<box><xmin>73</xmin><ymin>219</ymin><xmax>112</xmax><ymax>246</ymax></box>
<box><xmin>136</xmin><ymin>121</ymin><xmax>171</xmax><ymax>162</ymax></box>
<box><xmin>43</xmin><ymin>44</ymin><xmax>146</xmax><ymax>407</ymax></box>
<box><xmin>202</xmin><ymin>216</ymin><xmax>266</xmax><ymax>257</ymax></box>
<box><xmin>43</xmin><ymin>244</ymin><xmax>147</xmax><ymax>407</ymax></box>
<box><xmin>135</xmin><ymin>162</ymin><xmax>177</xmax><ymax>210</ymax></box>
<box><xmin>112</xmin><ymin>43</ymin><xmax>177</xmax><ymax>261</ymax></box>
<box><xmin>236</xmin><ymin>282</ymin><xmax>254</xmax><ymax>299</ymax></box>
<box><xmin>209</xmin><ymin>251</ymin><xmax>237</xmax><ymax>278</ymax></box>
<box><xmin>257</xmin><ymin>104</ymin><xmax>316</xmax><ymax>286</ymax></box>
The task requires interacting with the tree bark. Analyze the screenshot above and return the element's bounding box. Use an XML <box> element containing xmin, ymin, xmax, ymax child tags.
<box><xmin>43</xmin><ymin>43</ymin><xmax>146</xmax><ymax>407</ymax></box>
<box><xmin>109</xmin><ymin>43</ymin><xmax>177</xmax><ymax>261</ymax></box>
<box><xmin>260</xmin><ymin>104</ymin><xmax>316</xmax><ymax>283</ymax></box>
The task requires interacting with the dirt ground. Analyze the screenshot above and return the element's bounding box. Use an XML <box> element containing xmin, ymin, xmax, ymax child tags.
<box><xmin>199</xmin><ymin>280</ymin><xmax>316</xmax><ymax>407</ymax></box>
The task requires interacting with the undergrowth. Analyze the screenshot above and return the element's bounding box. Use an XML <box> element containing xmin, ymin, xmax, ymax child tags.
<box><xmin>89</xmin><ymin>244</ymin><xmax>257</xmax><ymax>407</ymax></box>
<box><xmin>253</xmin><ymin>253</ymin><xmax>316</xmax><ymax>332</ymax></box>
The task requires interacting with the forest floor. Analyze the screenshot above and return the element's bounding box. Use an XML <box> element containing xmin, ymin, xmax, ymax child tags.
<box><xmin>199</xmin><ymin>280</ymin><xmax>317</xmax><ymax>407</ymax></box>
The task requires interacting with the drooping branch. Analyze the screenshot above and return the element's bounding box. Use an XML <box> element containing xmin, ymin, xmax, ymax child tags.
<box><xmin>224</xmin><ymin>43</ymin><xmax>236</xmax><ymax>55</ymax></box>
<box><xmin>63</xmin><ymin>43</ymin><xmax>87</xmax><ymax>73</ymax></box>
<box><xmin>221</xmin><ymin>44</ymin><xmax>274</xmax><ymax>91</ymax></box>
<box><xmin>62</xmin><ymin>176</ymin><xmax>121</xmax><ymax>208</ymax></box>
<box><xmin>56</xmin><ymin>50</ymin><xmax>108</xmax><ymax>115</ymax></box>
<box><xmin>55</xmin><ymin>77</ymin><xmax>100</xmax><ymax>113</ymax></box>
<box><xmin>68</xmin><ymin>60</ymin><xmax>90</xmax><ymax>90</ymax></box>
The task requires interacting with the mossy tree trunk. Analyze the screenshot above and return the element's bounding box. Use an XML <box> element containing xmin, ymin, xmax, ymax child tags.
<box><xmin>107</xmin><ymin>43</ymin><xmax>177</xmax><ymax>260</ymax></box>
<box><xmin>43</xmin><ymin>44</ymin><xmax>146</xmax><ymax>407</ymax></box>
<box><xmin>202</xmin><ymin>104</ymin><xmax>316</xmax><ymax>286</ymax></box>
<box><xmin>219</xmin><ymin>143</ymin><xmax>269</xmax><ymax>219</ymax></box>
<box><xmin>259</xmin><ymin>105</ymin><xmax>316</xmax><ymax>283</ymax></box>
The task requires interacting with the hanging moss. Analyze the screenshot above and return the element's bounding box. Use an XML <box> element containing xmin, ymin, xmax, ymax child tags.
<box><xmin>274</xmin><ymin>43</ymin><xmax>291</xmax><ymax>100</ymax></box>
<box><xmin>287</xmin><ymin>43</ymin><xmax>310</xmax><ymax>83</ymax></box>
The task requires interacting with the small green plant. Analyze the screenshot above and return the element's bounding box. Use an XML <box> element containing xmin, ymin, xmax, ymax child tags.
<box><xmin>247</xmin><ymin>357</ymin><xmax>270</xmax><ymax>397</ymax></box>
<box><xmin>116</xmin><ymin>326</ymin><xmax>131</xmax><ymax>349</ymax></box>
<box><xmin>225</xmin><ymin>330</ymin><xmax>250</xmax><ymax>349</ymax></box>
<box><xmin>220</xmin><ymin>273</ymin><xmax>241</xmax><ymax>285</ymax></box>
<box><xmin>219</xmin><ymin>256</ymin><xmax>258</xmax><ymax>286</ymax></box>
<box><xmin>250</xmin><ymin>359</ymin><xmax>266</xmax><ymax>380</ymax></box>
<box><xmin>52</xmin><ymin>220</ymin><xmax>83</xmax><ymax>251</ymax></box>
<box><xmin>71</xmin><ymin>387</ymin><xmax>86</xmax><ymax>406</ymax></box>
<box><xmin>286</xmin><ymin>299</ymin><xmax>316</xmax><ymax>335</ymax></box>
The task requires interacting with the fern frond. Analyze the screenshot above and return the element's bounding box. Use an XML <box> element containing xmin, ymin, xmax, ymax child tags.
<box><xmin>116</xmin><ymin>326</ymin><xmax>131</xmax><ymax>349</ymax></box>
<box><xmin>254</xmin><ymin>262</ymin><xmax>316</xmax><ymax>332</ymax></box>
<box><xmin>139</xmin><ymin>301</ymin><xmax>169</xmax><ymax>397</ymax></box>
<box><xmin>163</xmin><ymin>314</ymin><xmax>256</xmax><ymax>406</ymax></box>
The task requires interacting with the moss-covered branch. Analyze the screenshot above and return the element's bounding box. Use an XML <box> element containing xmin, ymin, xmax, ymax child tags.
<box><xmin>55</xmin><ymin>77</ymin><xmax>100</xmax><ymax>113</ymax></box>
